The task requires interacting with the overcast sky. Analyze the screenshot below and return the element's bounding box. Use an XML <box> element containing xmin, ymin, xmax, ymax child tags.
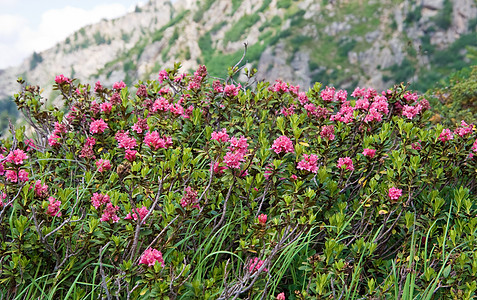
<box><xmin>0</xmin><ymin>0</ymin><xmax>143</xmax><ymax>69</ymax></box>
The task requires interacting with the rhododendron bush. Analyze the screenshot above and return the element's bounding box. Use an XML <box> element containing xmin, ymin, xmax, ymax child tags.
<box><xmin>1</xmin><ymin>63</ymin><xmax>477</xmax><ymax>299</ymax></box>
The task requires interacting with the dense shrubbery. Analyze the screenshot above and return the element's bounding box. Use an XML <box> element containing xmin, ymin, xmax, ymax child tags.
<box><xmin>1</xmin><ymin>63</ymin><xmax>477</xmax><ymax>299</ymax></box>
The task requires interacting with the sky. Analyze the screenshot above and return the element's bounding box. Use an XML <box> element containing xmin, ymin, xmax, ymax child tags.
<box><xmin>0</xmin><ymin>0</ymin><xmax>143</xmax><ymax>69</ymax></box>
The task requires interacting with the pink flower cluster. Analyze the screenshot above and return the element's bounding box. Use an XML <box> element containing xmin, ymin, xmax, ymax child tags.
<box><xmin>34</xmin><ymin>180</ymin><xmax>48</xmax><ymax>198</ymax></box>
<box><xmin>337</xmin><ymin>157</ymin><xmax>354</xmax><ymax>171</ymax></box>
<box><xmin>80</xmin><ymin>137</ymin><xmax>96</xmax><ymax>159</ymax></box>
<box><xmin>49</xmin><ymin>121</ymin><xmax>69</xmax><ymax>146</ymax></box>
<box><xmin>5</xmin><ymin>170</ymin><xmax>29</xmax><ymax>183</ymax></box>
<box><xmin>101</xmin><ymin>203</ymin><xmax>120</xmax><ymax>223</ymax></box>
<box><xmin>100</xmin><ymin>102</ymin><xmax>112</xmax><ymax>114</ymax></box>
<box><xmin>388</xmin><ymin>187</ymin><xmax>402</xmax><ymax>200</ymax></box>
<box><xmin>454</xmin><ymin>120</ymin><xmax>473</xmax><ymax>137</ymax></box>
<box><xmin>5</xmin><ymin>149</ymin><xmax>28</xmax><ymax>165</ymax></box>
<box><xmin>125</xmin><ymin>206</ymin><xmax>149</xmax><ymax>221</ymax></box>
<box><xmin>54</xmin><ymin>74</ymin><xmax>71</xmax><ymax>84</ymax></box>
<box><xmin>258</xmin><ymin>214</ymin><xmax>267</xmax><ymax>226</ymax></box>
<box><xmin>158</xmin><ymin>70</ymin><xmax>168</xmax><ymax>84</ymax></box>
<box><xmin>47</xmin><ymin>196</ymin><xmax>62</xmax><ymax>217</ymax></box>
<box><xmin>276</xmin><ymin>293</ymin><xmax>286</xmax><ymax>300</ymax></box>
<box><xmin>362</xmin><ymin>148</ymin><xmax>376</xmax><ymax>158</ymax></box>
<box><xmin>144</xmin><ymin>131</ymin><xmax>172</xmax><ymax>150</ymax></box>
<box><xmin>224</xmin><ymin>83</ymin><xmax>241</xmax><ymax>97</ymax></box>
<box><xmin>139</xmin><ymin>248</ymin><xmax>164</xmax><ymax>267</ymax></box>
<box><xmin>280</xmin><ymin>104</ymin><xmax>296</xmax><ymax>117</ymax></box>
<box><xmin>297</xmin><ymin>154</ymin><xmax>319</xmax><ymax>173</ymax></box>
<box><xmin>90</xmin><ymin>118</ymin><xmax>108</xmax><ymax>134</ymax></box>
<box><xmin>304</xmin><ymin>103</ymin><xmax>329</xmax><ymax>119</ymax></box>
<box><xmin>91</xmin><ymin>193</ymin><xmax>111</xmax><ymax>209</ymax></box>
<box><xmin>115</xmin><ymin>131</ymin><xmax>137</xmax><ymax>149</ymax></box>
<box><xmin>112</xmin><ymin>81</ymin><xmax>126</xmax><ymax>90</ymax></box>
<box><xmin>180</xmin><ymin>186</ymin><xmax>199</xmax><ymax>209</ymax></box>
<box><xmin>223</xmin><ymin>136</ymin><xmax>248</xmax><ymax>169</ymax></box>
<box><xmin>320</xmin><ymin>86</ymin><xmax>347</xmax><ymax>102</ymax></box>
<box><xmin>188</xmin><ymin>65</ymin><xmax>207</xmax><ymax>90</ymax></box>
<box><xmin>95</xmin><ymin>159</ymin><xmax>111</xmax><ymax>173</ymax></box>
<box><xmin>402</xmin><ymin>104</ymin><xmax>423</xmax><ymax>120</ymax></box>
<box><xmin>211</xmin><ymin>128</ymin><xmax>229</xmax><ymax>143</ymax></box>
<box><xmin>91</xmin><ymin>193</ymin><xmax>119</xmax><ymax>223</ymax></box>
<box><xmin>248</xmin><ymin>257</ymin><xmax>268</xmax><ymax>273</ymax></box>
<box><xmin>272</xmin><ymin>136</ymin><xmax>294</xmax><ymax>154</ymax></box>
<box><xmin>132</xmin><ymin>118</ymin><xmax>149</xmax><ymax>134</ymax></box>
<box><xmin>330</xmin><ymin>101</ymin><xmax>354</xmax><ymax>123</ymax></box>
<box><xmin>269</xmin><ymin>80</ymin><xmax>289</xmax><ymax>93</ymax></box>
<box><xmin>320</xmin><ymin>125</ymin><xmax>335</xmax><ymax>141</ymax></box>
<box><xmin>439</xmin><ymin>128</ymin><xmax>453</xmax><ymax>142</ymax></box>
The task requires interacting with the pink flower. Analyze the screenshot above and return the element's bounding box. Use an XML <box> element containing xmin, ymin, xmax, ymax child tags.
<box><xmin>18</xmin><ymin>170</ymin><xmax>28</xmax><ymax>182</ymax></box>
<box><xmin>90</xmin><ymin>101</ymin><xmax>101</xmax><ymax>114</ymax></box>
<box><xmin>224</xmin><ymin>84</ymin><xmax>241</xmax><ymax>97</ymax></box>
<box><xmin>297</xmin><ymin>154</ymin><xmax>319</xmax><ymax>173</ymax></box>
<box><xmin>158</xmin><ymin>70</ymin><xmax>168</xmax><ymax>84</ymax></box>
<box><xmin>280</xmin><ymin>104</ymin><xmax>296</xmax><ymax>117</ymax></box>
<box><xmin>269</xmin><ymin>80</ymin><xmax>289</xmax><ymax>93</ymax></box>
<box><xmin>248</xmin><ymin>257</ymin><xmax>268</xmax><ymax>273</ymax></box>
<box><xmin>79</xmin><ymin>137</ymin><xmax>96</xmax><ymax>159</ymax></box>
<box><xmin>125</xmin><ymin>149</ymin><xmax>137</xmax><ymax>161</ymax></box>
<box><xmin>169</xmin><ymin>102</ymin><xmax>184</xmax><ymax>115</ymax></box>
<box><xmin>277</xmin><ymin>293</ymin><xmax>286</xmax><ymax>300</ymax></box>
<box><xmin>290</xmin><ymin>174</ymin><xmax>298</xmax><ymax>181</ymax></box>
<box><xmin>213</xmin><ymin>80</ymin><xmax>224</xmax><ymax>93</ymax></box>
<box><xmin>402</xmin><ymin>104</ymin><xmax>422</xmax><ymax>120</ymax></box>
<box><xmin>355</xmin><ymin>98</ymin><xmax>370</xmax><ymax>110</ymax></box>
<box><xmin>320</xmin><ymin>86</ymin><xmax>336</xmax><ymax>101</ymax></box>
<box><xmin>90</xmin><ymin>119</ymin><xmax>108</xmax><ymax>134</ymax></box>
<box><xmin>439</xmin><ymin>128</ymin><xmax>453</xmax><ymax>142</ymax></box>
<box><xmin>272</xmin><ymin>136</ymin><xmax>294</xmax><ymax>154</ymax></box>
<box><xmin>298</xmin><ymin>92</ymin><xmax>309</xmax><ymax>105</ymax></box>
<box><xmin>132</xmin><ymin>118</ymin><xmax>149</xmax><ymax>134</ymax></box>
<box><xmin>5</xmin><ymin>170</ymin><xmax>17</xmax><ymax>183</ymax></box>
<box><xmin>115</xmin><ymin>131</ymin><xmax>136</xmax><ymax>149</ymax></box>
<box><xmin>454</xmin><ymin>120</ymin><xmax>473</xmax><ymax>137</ymax></box>
<box><xmin>472</xmin><ymin>139</ymin><xmax>477</xmax><ymax>153</ymax></box>
<box><xmin>330</xmin><ymin>101</ymin><xmax>355</xmax><ymax>123</ymax></box>
<box><xmin>363</xmin><ymin>108</ymin><xmax>382</xmax><ymax>123</ymax></box>
<box><xmin>223</xmin><ymin>151</ymin><xmax>245</xmax><ymax>169</ymax></box>
<box><xmin>211</xmin><ymin>128</ymin><xmax>229</xmax><ymax>143</ymax></box>
<box><xmin>136</xmin><ymin>85</ymin><xmax>148</xmax><ymax>97</ymax></box>
<box><xmin>100</xmin><ymin>202</ymin><xmax>119</xmax><ymax>223</ymax></box>
<box><xmin>152</xmin><ymin>97</ymin><xmax>170</xmax><ymax>112</ymax></box>
<box><xmin>337</xmin><ymin>157</ymin><xmax>354</xmax><ymax>171</ymax></box>
<box><xmin>180</xmin><ymin>186</ymin><xmax>199</xmax><ymax>209</ymax></box>
<box><xmin>320</xmin><ymin>125</ymin><xmax>335</xmax><ymax>141</ymax></box>
<box><xmin>94</xmin><ymin>81</ymin><xmax>103</xmax><ymax>93</ymax></box>
<box><xmin>212</xmin><ymin>161</ymin><xmax>226</xmax><ymax>174</ymax></box>
<box><xmin>100</xmin><ymin>102</ymin><xmax>112</xmax><ymax>114</ymax></box>
<box><xmin>24</xmin><ymin>139</ymin><xmax>36</xmax><ymax>151</ymax></box>
<box><xmin>258</xmin><ymin>214</ymin><xmax>267</xmax><ymax>226</ymax></box>
<box><xmin>228</xmin><ymin>136</ymin><xmax>248</xmax><ymax>151</ymax></box>
<box><xmin>362</xmin><ymin>148</ymin><xmax>376</xmax><ymax>158</ymax></box>
<box><xmin>335</xmin><ymin>89</ymin><xmax>348</xmax><ymax>102</ymax></box>
<box><xmin>139</xmin><ymin>248</ymin><xmax>164</xmax><ymax>267</ymax></box>
<box><xmin>95</xmin><ymin>159</ymin><xmax>111</xmax><ymax>173</ymax></box>
<box><xmin>388</xmin><ymin>187</ymin><xmax>402</xmax><ymax>201</ymax></box>
<box><xmin>412</xmin><ymin>142</ymin><xmax>422</xmax><ymax>150</ymax></box>
<box><xmin>6</xmin><ymin>149</ymin><xmax>28</xmax><ymax>165</ymax></box>
<box><xmin>47</xmin><ymin>196</ymin><xmax>62</xmax><ymax>217</ymax></box>
<box><xmin>112</xmin><ymin>81</ymin><xmax>126</xmax><ymax>90</ymax></box>
<box><xmin>54</xmin><ymin>74</ymin><xmax>71</xmax><ymax>84</ymax></box>
<box><xmin>125</xmin><ymin>206</ymin><xmax>149</xmax><ymax>221</ymax></box>
<box><xmin>34</xmin><ymin>180</ymin><xmax>48</xmax><ymax>198</ymax></box>
<box><xmin>110</xmin><ymin>92</ymin><xmax>121</xmax><ymax>105</ymax></box>
<box><xmin>48</xmin><ymin>133</ymin><xmax>61</xmax><ymax>146</ymax></box>
<box><xmin>91</xmin><ymin>193</ymin><xmax>110</xmax><ymax>209</ymax></box>
<box><xmin>144</xmin><ymin>131</ymin><xmax>172</xmax><ymax>150</ymax></box>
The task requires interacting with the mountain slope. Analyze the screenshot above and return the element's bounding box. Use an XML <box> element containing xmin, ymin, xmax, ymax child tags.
<box><xmin>0</xmin><ymin>0</ymin><xmax>476</xmax><ymax>104</ymax></box>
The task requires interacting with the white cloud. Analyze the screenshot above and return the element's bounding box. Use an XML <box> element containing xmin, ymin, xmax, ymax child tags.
<box><xmin>0</xmin><ymin>3</ymin><xmax>129</xmax><ymax>69</ymax></box>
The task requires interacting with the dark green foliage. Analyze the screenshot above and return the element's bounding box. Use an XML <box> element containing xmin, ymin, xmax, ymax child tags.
<box><xmin>433</xmin><ymin>0</ymin><xmax>453</xmax><ymax>30</ymax></box>
<box><xmin>277</xmin><ymin>0</ymin><xmax>292</xmax><ymax>9</ymax></box>
<box><xmin>193</xmin><ymin>0</ymin><xmax>216</xmax><ymax>23</ymax></box>
<box><xmin>224</xmin><ymin>14</ymin><xmax>261</xmax><ymax>44</ymax></box>
<box><xmin>384</xmin><ymin>58</ymin><xmax>416</xmax><ymax>84</ymax></box>
<box><xmin>93</xmin><ymin>31</ymin><xmax>107</xmax><ymax>45</ymax></box>
<box><xmin>29</xmin><ymin>52</ymin><xmax>43</xmax><ymax>70</ymax></box>
<box><xmin>337</xmin><ymin>39</ymin><xmax>357</xmax><ymax>57</ymax></box>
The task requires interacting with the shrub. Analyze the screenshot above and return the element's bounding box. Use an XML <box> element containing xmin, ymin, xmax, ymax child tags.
<box><xmin>1</xmin><ymin>65</ymin><xmax>477</xmax><ymax>299</ymax></box>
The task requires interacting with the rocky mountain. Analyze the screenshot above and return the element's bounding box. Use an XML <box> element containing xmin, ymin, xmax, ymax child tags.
<box><xmin>0</xmin><ymin>0</ymin><xmax>476</xmax><ymax>104</ymax></box>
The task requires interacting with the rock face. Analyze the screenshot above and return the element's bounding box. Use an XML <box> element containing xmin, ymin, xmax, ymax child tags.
<box><xmin>0</xmin><ymin>0</ymin><xmax>476</xmax><ymax>103</ymax></box>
